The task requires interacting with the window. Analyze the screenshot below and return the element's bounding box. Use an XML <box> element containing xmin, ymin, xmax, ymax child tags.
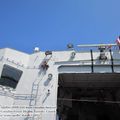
<box><xmin>0</xmin><ymin>64</ymin><xmax>23</xmax><ymax>89</ymax></box>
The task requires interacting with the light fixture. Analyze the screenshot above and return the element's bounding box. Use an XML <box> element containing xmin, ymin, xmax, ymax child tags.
<box><xmin>47</xmin><ymin>89</ymin><xmax>50</xmax><ymax>95</ymax></box>
<box><xmin>45</xmin><ymin>51</ymin><xmax>52</xmax><ymax>56</ymax></box>
<box><xmin>34</xmin><ymin>47</ymin><xmax>40</xmax><ymax>53</ymax></box>
<box><xmin>67</xmin><ymin>43</ymin><xmax>74</xmax><ymax>49</ymax></box>
<box><xmin>71</xmin><ymin>51</ymin><xmax>76</xmax><ymax>58</ymax></box>
<box><xmin>48</xmin><ymin>74</ymin><xmax>53</xmax><ymax>80</ymax></box>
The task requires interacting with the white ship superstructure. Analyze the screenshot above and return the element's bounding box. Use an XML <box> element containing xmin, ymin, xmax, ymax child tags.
<box><xmin>0</xmin><ymin>44</ymin><xmax>120</xmax><ymax>120</ymax></box>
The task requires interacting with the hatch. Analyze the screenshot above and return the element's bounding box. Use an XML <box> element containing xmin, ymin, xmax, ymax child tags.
<box><xmin>57</xmin><ymin>73</ymin><xmax>120</xmax><ymax>120</ymax></box>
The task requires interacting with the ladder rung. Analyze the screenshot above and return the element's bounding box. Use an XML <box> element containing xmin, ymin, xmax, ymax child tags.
<box><xmin>32</xmin><ymin>88</ymin><xmax>38</xmax><ymax>90</ymax></box>
<box><xmin>33</xmin><ymin>84</ymin><xmax>38</xmax><ymax>86</ymax></box>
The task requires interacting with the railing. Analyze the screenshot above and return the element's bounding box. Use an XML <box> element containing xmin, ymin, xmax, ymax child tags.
<box><xmin>0</xmin><ymin>86</ymin><xmax>36</xmax><ymax>100</ymax></box>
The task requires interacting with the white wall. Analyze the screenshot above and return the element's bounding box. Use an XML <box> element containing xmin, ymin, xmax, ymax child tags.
<box><xmin>0</xmin><ymin>48</ymin><xmax>120</xmax><ymax>120</ymax></box>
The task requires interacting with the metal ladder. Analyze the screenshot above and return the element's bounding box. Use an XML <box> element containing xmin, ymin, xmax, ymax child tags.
<box><xmin>28</xmin><ymin>54</ymin><xmax>52</xmax><ymax>120</ymax></box>
<box><xmin>29</xmin><ymin>83</ymin><xmax>39</xmax><ymax>106</ymax></box>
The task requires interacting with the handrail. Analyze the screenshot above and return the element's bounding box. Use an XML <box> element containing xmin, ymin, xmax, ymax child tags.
<box><xmin>0</xmin><ymin>89</ymin><xmax>37</xmax><ymax>100</ymax></box>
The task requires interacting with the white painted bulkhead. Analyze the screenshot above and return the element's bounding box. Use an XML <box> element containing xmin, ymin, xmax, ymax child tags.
<box><xmin>0</xmin><ymin>47</ymin><xmax>120</xmax><ymax>120</ymax></box>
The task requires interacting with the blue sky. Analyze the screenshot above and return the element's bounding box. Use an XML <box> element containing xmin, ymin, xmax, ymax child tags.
<box><xmin>0</xmin><ymin>0</ymin><xmax>120</xmax><ymax>53</ymax></box>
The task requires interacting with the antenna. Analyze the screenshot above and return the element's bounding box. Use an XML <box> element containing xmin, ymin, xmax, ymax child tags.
<box><xmin>77</xmin><ymin>43</ymin><xmax>117</xmax><ymax>48</ymax></box>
